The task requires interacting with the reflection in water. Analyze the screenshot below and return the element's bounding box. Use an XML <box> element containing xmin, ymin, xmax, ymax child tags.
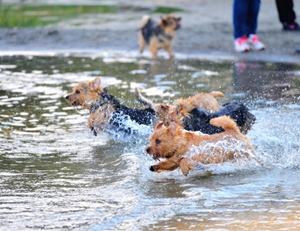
<box><xmin>0</xmin><ymin>55</ymin><xmax>300</xmax><ymax>230</ymax></box>
<box><xmin>233</xmin><ymin>60</ymin><xmax>300</xmax><ymax>105</ymax></box>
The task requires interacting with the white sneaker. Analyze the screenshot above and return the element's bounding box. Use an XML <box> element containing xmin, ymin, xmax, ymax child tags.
<box><xmin>234</xmin><ymin>36</ymin><xmax>250</xmax><ymax>53</ymax></box>
<box><xmin>248</xmin><ymin>34</ymin><xmax>265</xmax><ymax>51</ymax></box>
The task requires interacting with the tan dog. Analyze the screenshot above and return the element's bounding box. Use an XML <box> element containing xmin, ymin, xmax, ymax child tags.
<box><xmin>139</xmin><ymin>14</ymin><xmax>181</xmax><ymax>59</ymax></box>
<box><xmin>65</xmin><ymin>77</ymin><xmax>103</xmax><ymax>110</ymax></box>
<box><xmin>135</xmin><ymin>88</ymin><xmax>224</xmax><ymax>125</ymax></box>
<box><xmin>145</xmin><ymin>116</ymin><xmax>256</xmax><ymax>176</ymax></box>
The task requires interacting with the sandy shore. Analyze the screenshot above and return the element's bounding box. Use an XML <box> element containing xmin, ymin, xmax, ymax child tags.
<box><xmin>0</xmin><ymin>0</ymin><xmax>299</xmax><ymax>63</ymax></box>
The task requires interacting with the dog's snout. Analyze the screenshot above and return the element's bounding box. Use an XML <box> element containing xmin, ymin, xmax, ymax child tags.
<box><xmin>146</xmin><ymin>147</ymin><xmax>151</xmax><ymax>153</ymax></box>
<box><xmin>65</xmin><ymin>95</ymin><xmax>69</xmax><ymax>100</ymax></box>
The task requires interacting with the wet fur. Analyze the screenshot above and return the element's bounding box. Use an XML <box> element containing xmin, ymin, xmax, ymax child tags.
<box><xmin>89</xmin><ymin>89</ymin><xmax>156</xmax><ymax>134</ymax></box>
<box><xmin>139</xmin><ymin>14</ymin><xmax>181</xmax><ymax>59</ymax></box>
<box><xmin>135</xmin><ymin>88</ymin><xmax>224</xmax><ymax>125</ymax></box>
<box><xmin>65</xmin><ymin>77</ymin><xmax>103</xmax><ymax>110</ymax></box>
<box><xmin>181</xmin><ymin>101</ymin><xmax>256</xmax><ymax>134</ymax></box>
<box><xmin>145</xmin><ymin>116</ymin><xmax>256</xmax><ymax>176</ymax></box>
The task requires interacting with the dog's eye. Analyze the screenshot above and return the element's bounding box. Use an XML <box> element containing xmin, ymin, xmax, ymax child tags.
<box><xmin>155</xmin><ymin>139</ymin><xmax>161</xmax><ymax>145</ymax></box>
<box><xmin>75</xmin><ymin>90</ymin><xmax>81</xmax><ymax>94</ymax></box>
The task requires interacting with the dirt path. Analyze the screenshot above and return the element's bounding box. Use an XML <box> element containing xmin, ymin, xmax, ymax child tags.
<box><xmin>0</xmin><ymin>0</ymin><xmax>299</xmax><ymax>63</ymax></box>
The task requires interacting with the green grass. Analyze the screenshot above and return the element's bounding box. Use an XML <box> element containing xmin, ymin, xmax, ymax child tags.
<box><xmin>153</xmin><ymin>6</ymin><xmax>184</xmax><ymax>14</ymax></box>
<box><xmin>0</xmin><ymin>4</ymin><xmax>117</xmax><ymax>28</ymax></box>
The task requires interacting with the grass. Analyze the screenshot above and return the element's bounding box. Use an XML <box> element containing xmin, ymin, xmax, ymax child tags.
<box><xmin>153</xmin><ymin>6</ymin><xmax>184</xmax><ymax>14</ymax></box>
<box><xmin>0</xmin><ymin>4</ymin><xmax>116</xmax><ymax>28</ymax></box>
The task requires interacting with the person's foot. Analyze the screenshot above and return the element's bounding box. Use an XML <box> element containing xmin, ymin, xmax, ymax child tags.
<box><xmin>234</xmin><ymin>36</ymin><xmax>250</xmax><ymax>53</ymax></box>
<box><xmin>296</xmin><ymin>48</ymin><xmax>300</xmax><ymax>54</ymax></box>
<box><xmin>283</xmin><ymin>22</ymin><xmax>300</xmax><ymax>31</ymax></box>
<box><xmin>247</xmin><ymin>34</ymin><xmax>265</xmax><ymax>51</ymax></box>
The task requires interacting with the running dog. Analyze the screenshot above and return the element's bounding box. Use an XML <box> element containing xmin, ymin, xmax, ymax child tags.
<box><xmin>171</xmin><ymin>101</ymin><xmax>256</xmax><ymax>134</ymax></box>
<box><xmin>135</xmin><ymin>89</ymin><xmax>255</xmax><ymax>134</ymax></box>
<box><xmin>88</xmin><ymin>88</ymin><xmax>156</xmax><ymax>135</ymax></box>
<box><xmin>145</xmin><ymin>116</ymin><xmax>256</xmax><ymax>176</ymax></box>
<box><xmin>135</xmin><ymin>88</ymin><xmax>224</xmax><ymax>125</ymax></box>
<box><xmin>65</xmin><ymin>77</ymin><xmax>103</xmax><ymax>110</ymax></box>
<box><xmin>139</xmin><ymin>14</ymin><xmax>181</xmax><ymax>59</ymax></box>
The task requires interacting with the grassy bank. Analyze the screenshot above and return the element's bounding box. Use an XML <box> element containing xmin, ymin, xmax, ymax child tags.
<box><xmin>0</xmin><ymin>4</ymin><xmax>184</xmax><ymax>28</ymax></box>
<box><xmin>0</xmin><ymin>4</ymin><xmax>116</xmax><ymax>27</ymax></box>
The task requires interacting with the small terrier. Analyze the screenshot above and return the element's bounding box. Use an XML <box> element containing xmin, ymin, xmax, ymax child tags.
<box><xmin>139</xmin><ymin>14</ymin><xmax>181</xmax><ymax>59</ymax></box>
<box><xmin>88</xmin><ymin>88</ymin><xmax>156</xmax><ymax>135</ymax></box>
<box><xmin>135</xmin><ymin>88</ymin><xmax>224</xmax><ymax>126</ymax></box>
<box><xmin>171</xmin><ymin>101</ymin><xmax>256</xmax><ymax>134</ymax></box>
<box><xmin>65</xmin><ymin>77</ymin><xmax>103</xmax><ymax>110</ymax></box>
<box><xmin>145</xmin><ymin>116</ymin><xmax>256</xmax><ymax>176</ymax></box>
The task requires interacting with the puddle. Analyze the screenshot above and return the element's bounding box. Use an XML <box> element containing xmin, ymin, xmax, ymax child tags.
<box><xmin>0</xmin><ymin>54</ymin><xmax>300</xmax><ymax>230</ymax></box>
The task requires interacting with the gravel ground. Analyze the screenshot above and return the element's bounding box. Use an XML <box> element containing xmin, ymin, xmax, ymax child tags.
<box><xmin>0</xmin><ymin>0</ymin><xmax>299</xmax><ymax>63</ymax></box>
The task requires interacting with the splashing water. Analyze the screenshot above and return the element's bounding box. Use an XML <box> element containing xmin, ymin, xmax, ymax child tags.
<box><xmin>0</xmin><ymin>54</ymin><xmax>300</xmax><ymax>230</ymax></box>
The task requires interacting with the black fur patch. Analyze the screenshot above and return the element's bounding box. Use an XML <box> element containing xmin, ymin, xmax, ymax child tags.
<box><xmin>141</xmin><ymin>18</ymin><xmax>172</xmax><ymax>44</ymax></box>
<box><xmin>95</xmin><ymin>91</ymin><xmax>156</xmax><ymax>133</ymax></box>
<box><xmin>183</xmin><ymin>101</ymin><xmax>256</xmax><ymax>134</ymax></box>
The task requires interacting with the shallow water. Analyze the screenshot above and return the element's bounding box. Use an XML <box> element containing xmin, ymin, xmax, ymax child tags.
<box><xmin>0</xmin><ymin>54</ymin><xmax>300</xmax><ymax>230</ymax></box>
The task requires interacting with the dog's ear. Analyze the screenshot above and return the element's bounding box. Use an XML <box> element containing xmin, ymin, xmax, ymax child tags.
<box><xmin>159</xmin><ymin>104</ymin><xmax>169</xmax><ymax>111</ymax></box>
<box><xmin>155</xmin><ymin>121</ymin><xmax>165</xmax><ymax>130</ymax></box>
<box><xmin>176</xmin><ymin>17</ymin><xmax>181</xmax><ymax>22</ymax></box>
<box><xmin>168</xmin><ymin>122</ymin><xmax>177</xmax><ymax>135</ymax></box>
<box><xmin>89</xmin><ymin>77</ymin><xmax>102</xmax><ymax>91</ymax></box>
<box><xmin>103</xmin><ymin>87</ymin><xmax>108</xmax><ymax>93</ymax></box>
<box><xmin>161</xmin><ymin>16</ymin><xmax>168</xmax><ymax>27</ymax></box>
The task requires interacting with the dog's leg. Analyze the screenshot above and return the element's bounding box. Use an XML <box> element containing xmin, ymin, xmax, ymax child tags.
<box><xmin>149</xmin><ymin>43</ymin><xmax>158</xmax><ymax>59</ymax></box>
<box><xmin>179</xmin><ymin>158</ymin><xmax>196</xmax><ymax>176</ymax></box>
<box><xmin>149</xmin><ymin>160</ymin><xmax>179</xmax><ymax>173</ymax></box>
<box><xmin>165</xmin><ymin>45</ymin><xmax>174</xmax><ymax>58</ymax></box>
<box><xmin>138</xmin><ymin>32</ymin><xmax>146</xmax><ymax>53</ymax></box>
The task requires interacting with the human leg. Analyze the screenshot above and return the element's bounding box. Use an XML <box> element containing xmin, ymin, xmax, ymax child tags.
<box><xmin>275</xmin><ymin>0</ymin><xmax>299</xmax><ymax>31</ymax></box>
<box><xmin>275</xmin><ymin>0</ymin><xmax>296</xmax><ymax>24</ymax></box>
<box><xmin>233</xmin><ymin>0</ymin><xmax>251</xmax><ymax>52</ymax></box>
<box><xmin>233</xmin><ymin>0</ymin><xmax>250</xmax><ymax>39</ymax></box>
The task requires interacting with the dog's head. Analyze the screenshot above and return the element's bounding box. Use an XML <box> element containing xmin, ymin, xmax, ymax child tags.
<box><xmin>145</xmin><ymin>121</ymin><xmax>183</xmax><ymax>160</ymax></box>
<box><xmin>65</xmin><ymin>77</ymin><xmax>103</xmax><ymax>109</ymax></box>
<box><xmin>161</xmin><ymin>14</ymin><xmax>181</xmax><ymax>31</ymax></box>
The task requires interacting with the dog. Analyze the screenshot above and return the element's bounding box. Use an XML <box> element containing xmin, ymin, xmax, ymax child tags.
<box><xmin>135</xmin><ymin>88</ymin><xmax>255</xmax><ymax>134</ymax></box>
<box><xmin>135</xmin><ymin>88</ymin><xmax>224</xmax><ymax>125</ymax></box>
<box><xmin>145</xmin><ymin>116</ymin><xmax>256</xmax><ymax>176</ymax></box>
<box><xmin>171</xmin><ymin>101</ymin><xmax>256</xmax><ymax>135</ymax></box>
<box><xmin>138</xmin><ymin>14</ymin><xmax>181</xmax><ymax>59</ymax></box>
<box><xmin>88</xmin><ymin>88</ymin><xmax>156</xmax><ymax>135</ymax></box>
<box><xmin>65</xmin><ymin>77</ymin><xmax>103</xmax><ymax>110</ymax></box>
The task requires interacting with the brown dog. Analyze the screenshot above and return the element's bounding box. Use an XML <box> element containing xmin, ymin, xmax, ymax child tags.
<box><xmin>65</xmin><ymin>77</ymin><xmax>103</xmax><ymax>110</ymax></box>
<box><xmin>145</xmin><ymin>116</ymin><xmax>256</xmax><ymax>176</ymax></box>
<box><xmin>139</xmin><ymin>14</ymin><xmax>181</xmax><ymax>59</ymax></box>
<box><xmin>135</xmin><ymin>88</ymin><xmax>224</xmax><ymax>125</ymax></box>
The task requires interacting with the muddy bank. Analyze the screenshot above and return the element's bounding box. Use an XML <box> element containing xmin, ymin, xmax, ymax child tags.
<box><xmin>0</xmin><ymin>0</ymin><xmax>299</xmax><ymax>63</ymax></box>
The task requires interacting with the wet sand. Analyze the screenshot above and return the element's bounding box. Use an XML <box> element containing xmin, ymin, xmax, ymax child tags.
<box><xmin>0</xmin><ymin>0</ymin><xmax>299</xmax><ymax>63</ymax></box>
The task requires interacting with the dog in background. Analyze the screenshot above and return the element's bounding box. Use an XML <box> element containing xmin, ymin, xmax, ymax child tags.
<box><xmin>65</xmin><ymin>77</ymin><xmax>103</xmax><ymax>110</ymax></box>
<box><xmin>88</xmin><ymin>88</ymin><xmax>156</xmax><ymax>135</ymax></box>
<box><xmin>139</xmin><ymin>14</ymin><xmax>181</xmax><ymax>59</ymax></box>
<box><xmin>145</xmin><ymin>116</ymin><xmax>256</xmax><ymax>176</ymax></box>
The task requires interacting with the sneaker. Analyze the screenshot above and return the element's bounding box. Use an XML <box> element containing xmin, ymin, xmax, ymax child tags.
<box><xmin>247</xmin><ymin>34</ymin><xmax>265</xmax><ymax>51</ymax></box>
<box><xmin>283</xmin><ymin>22</ymin><xmax>300</xmax><ymax>31</ymax></box>
<box><xmin>234</xmin><ymin>36</ymin><xmax>250</xmax><ymax>53</ymax></box>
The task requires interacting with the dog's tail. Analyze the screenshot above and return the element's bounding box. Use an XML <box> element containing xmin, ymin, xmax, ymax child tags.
<box><xmin>209</xmin><ymin>116</ymin><xmax>240</xmax><ymax>133</ymax></box>
<box><xmin>135</xmin><ymin>88</ymin><xmax>154</xmax><ymax>108</ymax></box>
<box><xmin>140</xmin><ymin>15</ymin><xmax>151</xmax><ymax>29</ymax></box>
<box><xmin>209</xmin><ymin>91</ymin><xmax>224</xmax><ymax>98</ymax></box>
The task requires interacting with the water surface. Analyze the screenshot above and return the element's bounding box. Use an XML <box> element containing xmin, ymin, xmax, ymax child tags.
<box><xmin>0</xmin><ymin>54</ymin><xmax>300</xmax><ymax>230</ymax></box>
